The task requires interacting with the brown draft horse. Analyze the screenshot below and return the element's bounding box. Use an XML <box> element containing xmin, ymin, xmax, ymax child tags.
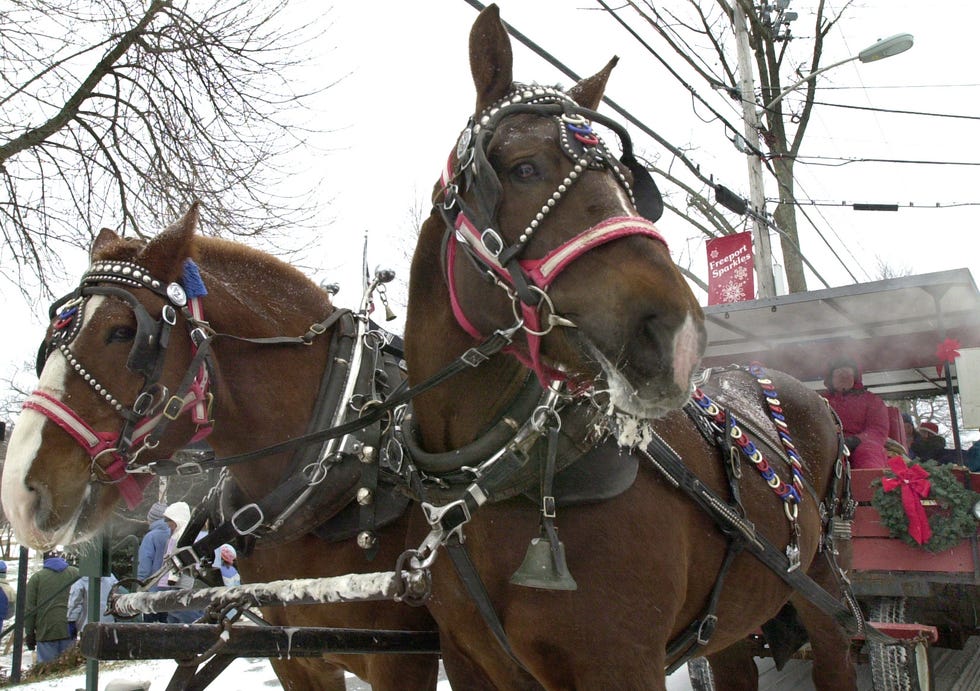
<box><xmin>401</xmin><ymin>5</ymin><xmax>856</xmax><ymax>690</ymax></box>
<box><xmin>1</xmin><ymin>205</ymin><xmax>438</xmax><ymax>691</ymax></box>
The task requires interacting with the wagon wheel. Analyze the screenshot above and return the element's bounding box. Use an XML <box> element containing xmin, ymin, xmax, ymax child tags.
<box><xmin>868</xmin><ymin>596</ymin><xmax>934</xmax><ymax>691</ymax></box>
<box><xmin>687</xmin><ymin>657</ymin><xmax>716</xmax><ymax>691</ymax></box>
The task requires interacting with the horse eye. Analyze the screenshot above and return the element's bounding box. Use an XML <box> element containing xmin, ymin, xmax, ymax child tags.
<box><xmin>511</xmin><ymin>162</ymin><xmax>538</xmax><ymax>180</ymax></box>
<box><xmin>106</xmin><ymin>326</ymin><xmax>136</xmax><ymax>343</ymax></box>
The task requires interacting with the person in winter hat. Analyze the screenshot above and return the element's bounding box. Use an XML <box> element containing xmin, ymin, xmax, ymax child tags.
<box><xmin>146</xmin><ymin>501</ymin><xmax>167</xmax><ymax>523</ymax></box>
<box><xmin>0</xmin><ymin>561</ymin><xmax>15</xmax><ymax>624</ymax></box>
<box><xmin>822</xmin><ymin>357</ymin><xmax>889</xmax><ymax>469</ymax></box>
<box><xmin>162</xmin><ymin>501</ymin><xmax>191</xmax><ymax>537</ymax></box>
<box><xmin>911</xmin><ymin>420</ymin><xmax>947</xmax><ymax>462</ymax></box>
<box><xmin>25</xmin><ymin>551</ymin><xmax>80</xmax><ymax>662</ymax></box>
<box><xmin>218</xmin><ymin>544</ymin><xmax>241</xmax><ymax>587</ymax></box>
<box><xmin>136</xmin><ymin>501</ymin><xmax>184</xmax><ymax>622</ymax></box>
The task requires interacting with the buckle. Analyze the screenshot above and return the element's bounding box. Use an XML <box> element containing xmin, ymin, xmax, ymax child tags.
<box><xmin>461</xmin><ymin>348</ymin><xmax>489</xmax><ymax>367</ymax></box>
<box><xmin>175</xmin><ymin>461</ymin><xmax>203</xmax><ymax>476</ymax></box>
<box><xmin>696</xmin><ymin>615</ymin><xmax>717</xmax><ymax>645</ymax></box>
<box><xmin>231</xmin><ymin>503</ymin><xmax>264</xmax><ymax>535</ymax></box>
<box><xmin>132</xmin><ymin>390</ymin><xmax>155</xmax><ymax>416</ymax></box>
<box><xmin>163</xmin><ymin>395</ymin><xmax>185</xmax><ymax>420</ymax></box>
<box><xmin>422</xmin><ymin>499</ymin><xmax>471</xmax><ymax>536</ymax></box>
<box><xmin>169</xmin><ymin>545</ymin><xmax>200</xmax><ymax>571</ymax></box>
<box><xmin>542</xmin><ymin>495</ymin><xmax>556</xmax><ymax>519</ymax></box>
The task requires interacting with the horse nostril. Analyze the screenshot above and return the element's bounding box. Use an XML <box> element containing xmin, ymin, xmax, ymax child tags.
<box><xmin>25</xmin><ymin>480</ymin><xmax>53</xmax><ymax>530</ymax></box>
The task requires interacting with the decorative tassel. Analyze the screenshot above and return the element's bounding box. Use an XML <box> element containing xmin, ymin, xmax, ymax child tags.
<box><xmin>182</xmin><ymin>259</ymin><xmax>208</xmax><ymax>298</ymax></box>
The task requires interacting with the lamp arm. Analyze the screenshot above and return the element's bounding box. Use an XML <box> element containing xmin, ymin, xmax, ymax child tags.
<box><xmin>762</xmin><ymin>55</ymin><xmax>858</xmax><ymax>111</ymax></box>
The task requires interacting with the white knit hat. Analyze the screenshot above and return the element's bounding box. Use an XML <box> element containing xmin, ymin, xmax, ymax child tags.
<box><xmin>163</xmin><ymin>501</ymin><xmax>191</xmax><ymax>534</ymax></box>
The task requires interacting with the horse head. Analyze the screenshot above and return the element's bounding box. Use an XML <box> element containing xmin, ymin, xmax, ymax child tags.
<box><xmin>411</xmin><ymin>4</ymin><xmax>705</xmax><ymax>421</ymax></box>
<box><xmin>2</xmin><ymin>204</ymin><xmax>225</xmax><ymax>549</ymax></box>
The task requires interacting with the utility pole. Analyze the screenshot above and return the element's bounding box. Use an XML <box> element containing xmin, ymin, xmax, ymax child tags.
<box><xmin>733</xmin><ymin>1</ymin><xmax>776</xmax><ymax>298</ymax></box>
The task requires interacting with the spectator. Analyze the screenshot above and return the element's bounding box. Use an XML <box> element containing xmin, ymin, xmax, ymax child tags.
<box><xmin>24</xmin><ymin>550</ymin><xmax>79</xmax><ymax>663</ymax></box>
<box><xmin>218</xmin><ymin>545</ymin><xmax>241</xmax><ymax>587</ymax></box>
<box><xmin>0</xmin><ymin>561</ymin><xmax>15</xmax><ymax>626</ymax></box>
<box><xmin>901</xmin><ymin>413</ymin><xmax>918</xmax><ymax>456</ymax></box>
<box><xmin>965</xmin><ymin>440</ymin><xmax>980</xmax><ymax>472</ymax></box>
<box><xmin>158</xmin><ymin>502</ymin><xmax>203</xmax><ymax>624</ymax></box>
<box><xmin>911</xmin><ymin>421</ymin><xmax>947</xmax><ymax>462</ymax></box>
<box><xmin>137</xmin><ymin>501</ymin><xmax>174</xmax><ymax>623</ymax></box>
<box><xmin>67</xmin><ymin>572</ymin><xmax>118</xmax><ymax>637</ymax></box>
<box><xmin>822</xmin><ymin>357</ymin><xmax>890</xmax><ymax>469</ymax></box>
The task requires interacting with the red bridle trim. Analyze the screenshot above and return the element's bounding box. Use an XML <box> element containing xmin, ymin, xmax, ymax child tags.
<box><xmin>22</xmin><ymin>392</ymin><xmax>151</xmax><ymax>509</ymax></box>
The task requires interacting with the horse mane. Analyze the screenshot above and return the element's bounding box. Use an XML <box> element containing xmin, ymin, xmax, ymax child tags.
<box><xmin>93</xmin><ymin>232</ymin><xmax>331</xmax><ymax>322</ymax></box>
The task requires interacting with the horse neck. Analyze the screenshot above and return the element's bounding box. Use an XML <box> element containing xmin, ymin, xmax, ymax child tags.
<box><xmin>405</xmin><ymin>216</ymin><xmax>530</xmax><ymax>453</ymax></box>
<box><xmin>194</xmin><ymin>252</ymin><xmax>333</xmax><ymax>469</ymax></box>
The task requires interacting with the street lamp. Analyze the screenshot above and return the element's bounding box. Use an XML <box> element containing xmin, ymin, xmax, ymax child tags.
<box><xmin>764</xmin><ymin>34</ymin><xmax>914</xmax><ymax>111</ymax></box>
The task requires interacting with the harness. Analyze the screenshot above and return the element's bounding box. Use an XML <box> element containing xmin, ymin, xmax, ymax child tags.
<box><xmin>391</xmin><ymin>80</ymin><xmax>882</xmax><ymax>669</ymax></box>
<box><xmin>29</xmin><ymin>260</ymin><xmax>216</xmax><ymax>508</ymax></box>
<box><xmin>436</xmin><ymin>82</ymin><xmax>666</xmax><ymax>386</ymax></box>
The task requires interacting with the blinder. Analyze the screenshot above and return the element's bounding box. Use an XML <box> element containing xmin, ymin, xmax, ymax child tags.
<box><xmin>37</xmin><ymin>284</ymin><xmax>173</xmax><ymax>381</ymax></box>
<box><xmin>451</xmin><ymin>90</ymin><xmax>664</xmax><ymax>249</ymax></box>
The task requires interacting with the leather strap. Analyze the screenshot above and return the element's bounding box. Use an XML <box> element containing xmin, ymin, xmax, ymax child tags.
<box><xmin>445</xmin><ymin>537</ymin><xmax>527</xmax><ymax>671</ymax></box>
<box><xmin>638</xmin><ymin>429</ymin><xmax>892</xmax><ymax>645</ymax></box>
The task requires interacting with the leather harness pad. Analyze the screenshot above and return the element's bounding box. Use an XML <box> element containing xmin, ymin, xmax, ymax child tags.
<box><xmin>523</xmin><ymin>435</ymin><xmax>638</xmax><ymax>508</ymax></box>
<box><xmin>312</xmin><ymin>481</ymin><xmax>411</xmax><ymax>543</ymax></box>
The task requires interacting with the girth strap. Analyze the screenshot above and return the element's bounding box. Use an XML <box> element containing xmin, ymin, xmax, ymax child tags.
<box><xmin>444</xmin><ymin>537</ymin><xmax>528</xmax><ymax>671</ymax></box>
<box><xmin>665</xmin><ymin>538</ymin><xmax>744</xmax><ymax>674</ymax></box>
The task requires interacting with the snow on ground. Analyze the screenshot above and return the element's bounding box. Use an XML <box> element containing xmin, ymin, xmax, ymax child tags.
<box><xmin>5</xmin><ymin>653</ymin><xmax>698</xmax><ymax>689</ymax></box>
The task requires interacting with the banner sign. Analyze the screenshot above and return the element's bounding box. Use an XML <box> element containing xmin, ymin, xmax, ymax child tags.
<box><xmin>707</xmin><ymin>232</ymin><xmax>755</xmax><ymax>305</ymax></box>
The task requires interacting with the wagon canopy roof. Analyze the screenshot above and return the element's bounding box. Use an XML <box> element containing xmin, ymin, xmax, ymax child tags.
<box><xmin>701</xmin><ymin>268</ymin><xmax>980</xmax><ymax>399</ymax></box>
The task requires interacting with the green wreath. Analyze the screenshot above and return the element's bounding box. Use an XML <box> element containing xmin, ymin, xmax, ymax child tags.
<box><xmin>872</xmin><ymin>459</ymin><xmax>980</xmax><ymax>553</ymax></box>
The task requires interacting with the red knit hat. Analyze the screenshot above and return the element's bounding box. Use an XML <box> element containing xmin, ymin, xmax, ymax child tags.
<box><xmin>918</xmin><ymin>421</ymin><xmax>940</xmax><ymax>436</ymax></box>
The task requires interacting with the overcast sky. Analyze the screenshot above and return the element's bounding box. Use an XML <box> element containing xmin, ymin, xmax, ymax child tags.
<box><xmin>3</xmin><ymin>0</ymin><xmax>977</xmax><ymax>417</ymax></box>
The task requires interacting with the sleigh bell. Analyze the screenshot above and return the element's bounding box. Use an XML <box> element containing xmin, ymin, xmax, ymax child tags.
<box><xmin>510</xmin><ymin>536</ymin><xmax>577</xmax><ymax>591</ymax></box>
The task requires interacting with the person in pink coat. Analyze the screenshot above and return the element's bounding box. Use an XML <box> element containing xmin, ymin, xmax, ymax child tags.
<box><xmin>821</xmin><ymin>357</ymin><xmax>889</xmax><ymax>469</ymax></box>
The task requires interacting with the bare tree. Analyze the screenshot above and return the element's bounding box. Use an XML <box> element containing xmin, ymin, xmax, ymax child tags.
<box><xmin>1</xmin><ymin>0</ymin><xmax>332</xmax><ymax>296</ymax></box>
<box><xmin>618</xmin><ymin>0</ymin><xmax>851</xmax><ymax>293</ymax></box>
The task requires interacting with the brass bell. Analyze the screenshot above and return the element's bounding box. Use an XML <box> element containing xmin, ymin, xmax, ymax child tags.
<box><xmin>510</xmin><ymin>537</ymin><xmax>577</xmax><ymax>591</ymax></box>
<box><xmin>384</xmin><ymin>301</ymin><xmax>397</xmax><ymax>322</ymax></box>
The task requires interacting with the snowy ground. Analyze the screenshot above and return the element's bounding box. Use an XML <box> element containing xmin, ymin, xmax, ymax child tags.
<box><xmin>5</xmin><ymin>652</ymin><xmax>699</xmax><ymax>690</ymax></box>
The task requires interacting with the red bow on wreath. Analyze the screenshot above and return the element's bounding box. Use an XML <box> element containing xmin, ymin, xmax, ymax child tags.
<box><xmin>936</xmin><ymin>337</ymin><xmax>962</xmax><ymax>376</ymax></box>
<box><xmin>882</xmin><ymin>456</ymin><xmax>932</xmax><ymax>545</ymax></box>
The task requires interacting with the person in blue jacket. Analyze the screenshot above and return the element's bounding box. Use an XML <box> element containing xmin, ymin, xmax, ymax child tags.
<box><xmin>136</xmin><ymin>501</ymin><xmax>174</xmax><ymax>623</ymax></box>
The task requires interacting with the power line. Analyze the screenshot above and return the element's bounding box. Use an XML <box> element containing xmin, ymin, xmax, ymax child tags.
<box><xmin>773</xmin><ymin>199</ymin><xmax>980</xmax><ymax>210</ymax></box>
<box><xmin>820</xmin><ymin>83</ymin><xmax>980</xmax><ymax>90</ymax></box>
<box><xmin>794</xmin><ymin>155</ymin><xmax>980</xmax><ymax>167</ymax></box>
<box><xmin>810</xmin><ymin>100</ymin><xmax>980</xmax><ymax>120</ymax></box>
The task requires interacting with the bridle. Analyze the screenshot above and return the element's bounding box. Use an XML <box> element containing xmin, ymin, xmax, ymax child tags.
<box><xmin>436</xmin><ymin>83</ymin><xmax>669</xmax><ymax>385</ymax></box>
<box><xmin>28</xmin><ymin>260</ymin><xmax>215</xmax><ymax>508</ymax></box>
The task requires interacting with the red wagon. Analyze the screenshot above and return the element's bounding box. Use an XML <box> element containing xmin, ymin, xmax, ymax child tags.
<box><xmin>694</xmin><ymin>268</ymin><xmax>980</xmax><ymax>690</ymax></box>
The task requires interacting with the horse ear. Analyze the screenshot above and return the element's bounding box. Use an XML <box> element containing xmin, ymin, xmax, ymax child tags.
<box><xmin>469</xmin><ymin>4</ymin><xmax>513</xmax><ymax>114</ymax></box>
<box><xmin>91</xmin><ymin>228</ymin><xmax>121</xmax><ymax>259</ymax></box>
<box><xmin>568</xmin><ymin>57</ymin><xmax>618</xmax><ymax>110</ymax></box>
<box><xmin>137</xmin><ymin>202</ymin><xmax>200</xmax><ymax>282</ymax></box>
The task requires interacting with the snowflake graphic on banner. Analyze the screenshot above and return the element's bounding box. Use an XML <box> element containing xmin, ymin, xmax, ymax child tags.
<box><xmin>733</xmin><ymin>266</ymin><xmax>749</xmax><ymax>282</ymax></box>
<box><xmin>720</xmin><ymin>280</ymin><xmax>747</xmax><ymax>303</ymax></box>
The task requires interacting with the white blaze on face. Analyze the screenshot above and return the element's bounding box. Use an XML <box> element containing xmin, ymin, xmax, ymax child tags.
<box><xmin>0</xmin><ymin>296</ymin><xmax>106</xmax><ymax>548</ymax></box>
<box><xmin>672</xmin><ymin>314</ymin><xmax>703</xmax><ymax>391</ymax></box>
<box><xmin>591</xmin><ymin>311</ymin><xmax>702</xmax><ymax>420</ymax></box>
